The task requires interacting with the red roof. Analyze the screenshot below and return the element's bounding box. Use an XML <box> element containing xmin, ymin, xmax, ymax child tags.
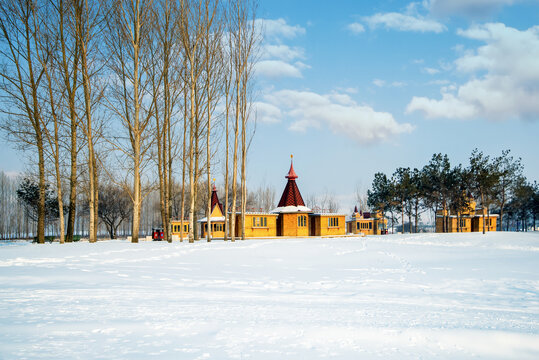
<box><xmin>354</xmin><ymin>206</ymin><xmax>358</xmax><ymax>213</ymax></box>
<box><xmin>277</xmin><ymin>158</ymin><xmax>305</xmax><ymax>207</ymax></box>
<box><xmin>286</xmin><ymin>161</ymin><xmax>298</xmax><ymax>180</ymax></box>
<box><xmin>211</xmin><ymin>185</ymin><xmax>223</xmax><ymax>214</ymax></box>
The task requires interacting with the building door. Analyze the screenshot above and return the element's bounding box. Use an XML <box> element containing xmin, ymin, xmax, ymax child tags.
<box><xmin>310</xmin><ymin>217</ymin><xmax>316</xmax><ymax>236</ymax></box>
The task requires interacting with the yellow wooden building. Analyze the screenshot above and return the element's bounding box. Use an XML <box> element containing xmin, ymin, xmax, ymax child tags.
<box><xmin>199</xmin><ymin>184</ymin><xmax>226</xmax><ymax>239</ymax></box>
<box><xmin>435</xmin><ymin>197</ymin><xmax>498</xmax><ymax>233</ymax></box>
<box><xmin>234</xmin><ymin>213</ymin><xmax>279</xmax><ymax>238</ymax></box>
<box><xmin>270</xmin><ymin>156</ymin><xmax>346</xmax><ymax>237</ymax></box>
<box><xmin>271</xmin><ymin>157</ymin><xmax>313</xmax><ymax>237</ymax></box>
<box><xmin>171</xmin><ymin>220</ymin><xmax>190</xmax><ymax>241</ymax></box>
<box><xmin>310</xmin><ymin>213</ymin><xmax>346</xmax><ymax>236</ymax></box>
<box><xmin>346</xmin><ymin>207</ymin><xmax>388</xmax><ymax>235</ymax></box>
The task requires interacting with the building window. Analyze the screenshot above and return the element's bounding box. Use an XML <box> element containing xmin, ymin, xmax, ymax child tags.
<box><xmin>253</xmin><ymin>217</ymin><xmax>268</xmax><ymax>228</ymax></box>
<box><xmin>369</xmin><ymin>222</ymin><xmax>372</xmax><ymax>230</ymax></box>
<box><xmin>356</xmin><ymin>222</ymin><xmax>360</xmax><ymax>230</ymax></box>
<box><xmin>328</xmin><ymin>217</ymin><xmax>339</xmax><ymax>227</ymax></box>
<box><xmin>298</xmin><ymin>215</ymin><xmax>307</xmax><ymax>227</ymax></box>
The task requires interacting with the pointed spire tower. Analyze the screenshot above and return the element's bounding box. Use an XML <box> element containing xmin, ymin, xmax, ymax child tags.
<box><xmin>274</xmin><ymin>155</ymin><xmax>311</xmax><ymax>212</ymax></box>
<box><xmin>210</xmin><ymin>181</ymin><xmax>223</xmax><ymax>214</ymax></box>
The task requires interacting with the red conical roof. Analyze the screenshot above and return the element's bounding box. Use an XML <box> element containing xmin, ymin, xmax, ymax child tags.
<box><xmin>277</xmin><ymin>156</ymin><xmax>305</xmax><ymax>207</ymax></box>
<box><xmin>286</xmin><ymin>161</ymin><xmax>298</xmax><ymax>180</ymax></box>
<box><xmin>211</xmin><ymin>184</ymin><xmax>223</xmax><ymax>214</ymax></box>
<box><xmin>354</xmin><ymin>206</ymin><xmax>358</xmax><ymax>213</ymax></box>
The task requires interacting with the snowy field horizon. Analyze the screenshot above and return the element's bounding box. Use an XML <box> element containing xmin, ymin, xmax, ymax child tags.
<box><xmin>1</xmin><ymin>232</ymin><xmax>538</xmax><ymax>359</ymax></box>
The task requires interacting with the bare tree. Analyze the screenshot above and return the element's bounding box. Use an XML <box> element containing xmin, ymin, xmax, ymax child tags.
<box><xmin>98</xmin><ymin>183</ymin><xmax>132</xmax><ymax>239</ymax></box>
<box><xmin>178</xmin><ymin>0</ymin><xmax>212</xmax><ymax>242</ymax></box>
<box><xmin>228</xmin><ymin>0</ymin><xmax>258</xmax><ymax>241</ymax></box>
<box><xmin>56</xmin><ymin>0</ymin><xmax>82</xmax><ymax>243</ymax></box>
<box><xmin>74</xmin><ymin>0</ymin><xmax>104</xmax><ymax>243</ymax></box>
<box><xmin>150</xmin><ymin>0</ymin><xmax>183</xmax><ymax>242</ymax></box>
<box><xmin>354</xmin><ymin>182</ymin><xmax>368</xmax><ymax>212</ymax></box>
<box><xmin>0</xmin><ymin>0</ymin><xmax>49</xmax><ymax>243</ymax></box>
<box><xmin>32</xmin><ymin>0</ymin><xmax>69</xmax><ymax>243</ymax></box>
<box><xmin>104</xmin><ymin>0</ymin><xmax>157</xmax><ymax>243</ymax></box>
<box><xmin>202</xmin><ymin>0</ymin><xmax>223</xmax><ymax>242</ymax></box>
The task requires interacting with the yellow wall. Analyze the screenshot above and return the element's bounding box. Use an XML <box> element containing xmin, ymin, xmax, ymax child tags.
<box><xmin>171</xmin><ymin>220</ymin><xmax>190</xmax><ymax>240</ymax></box>
<box><xmin>312</xmin><ymin>215</ymin><xmax>346</xmax><ymax>236</ymax></box>
<box><xmin>279</xmin><ymin>213</ymin><xmax>309</xmax><ymax>237</ymax></box>
<box><xmin>235</xmin><ymin>214</ymin><xmax>278</xmax><ymax>238</ymax></box>
<box><xmin>201</xmin><ymin>221</ymin><xmax>226</xmax><ymax>238</ymax></box>
<box><xmin>436</xmin><ymin>216</ymin><xmax>496</xmax><ymax>233</ymax></box>
<box><xmin>347</xmin><ymin>216</ymin><xmax>387</xmax><ymax>235</ymax></box>
<box><xmin>348</xmin><ymin>220</ymin><xmax>374</xmax><ymax>235</ymax></box>
<box><xmin>199</xmin><ymin>205</ymin><xmax>226</xmax><ymax>238</ymax></box>
<box><xmin>472</xmin><ymin>216</ymin><xmax>497</xmax><ymax>232</ymax></box>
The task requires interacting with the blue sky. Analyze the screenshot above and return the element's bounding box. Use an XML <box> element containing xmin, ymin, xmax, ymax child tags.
<box><xmin>248</xmin><ymin>0</ymin><xmax>539</xmax><ymax>210</ymax></box>
<box><xmin>1</xmin><ymin>0</ymin><xmax>538</xmax><ymax>212</ymax></box>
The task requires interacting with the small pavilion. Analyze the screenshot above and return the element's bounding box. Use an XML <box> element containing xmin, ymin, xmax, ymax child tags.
<box><xmin>347</xmin><ymin>206</ymin><xmax>387</xmax><ymax>235</ymax></box>
<box><xmin>271</xmin><ymin>155</ymin><xmax>312</xmax><ymax>237</ymax></box>
<box><xmin>199</xmin><ymin>183</ymin><xmax>226</xmax><ymax>239</ymax></box>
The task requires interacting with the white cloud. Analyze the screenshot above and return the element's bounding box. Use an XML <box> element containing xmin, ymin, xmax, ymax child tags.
<box><xmin>255</xmin><ymin>19</ymin><xmax>308</xmax><ymax>79</ymax></box>
<box><xmin>260</xmin><ymin>90</ymin><xmax>414</xmax><ymax>144</ymax></box>
<box><xmin>255</xmin><ymin>60</ymin><xmax>303</xmax><ymax>78</ymax></box>
<box><xmin>363</xmin><ymin>12</ymin><xmax>446</xmax><ymax>33</ymax></box>
<box><xmin>347</xmin><ymin>22</ymin><xmax>365</xmax><ymax>34</ymax></box>
<box><xmin>261</xmin><ymin>44</ymin><xmax>304</xmax><ymax>62</ymax></box>
<box><xmin>424</xmin><ymin>67</ymin><xmax>440</xmax><ymax>75</ymax></box>
<box><xmin>407</xmin><ymin>23</ymin><xmax>539</xmax><ymax>120</ymax></box>
<box><xmin>373</xmin><ymin>79</ymin><xmax>386</xmax><ymax>87</ymax></box>
<box><xmin>253</xmin><ymin>102</ymin><xmax>282</xmax><ymax>123</ymax></box>
<box><xmin>407</xmin><ymin>93</ymin><xmax>477</xmax><ymax>119</ymax></box>
<box><xmin>428</xmin><ymin>0</ymin><xmax>518</xmax><ymax>18</ymax></box>
<box><xmin>255</xmin><ymin>18</ymin><xmax>306</xmax><ymax>40</ymax></box>
<box><xmin>373</xmin><ymin>79</ymin><xmax>407</xmax><ymax>88</ymax></box>
<box><xmin>427</xmin><ymin>79</ymin><xmax>451</xmax><ymax>85</ymax></box>
<box><xmin>391</xmin><ymin>81</ymin><xmax>407</xmax><ymax>87</ymax></box>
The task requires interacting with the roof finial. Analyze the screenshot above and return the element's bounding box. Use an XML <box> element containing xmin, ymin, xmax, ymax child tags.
<box><xmin>286</xmin><ymin>155</ymin><xmax>298</xmax><ymax>180</ymax></box>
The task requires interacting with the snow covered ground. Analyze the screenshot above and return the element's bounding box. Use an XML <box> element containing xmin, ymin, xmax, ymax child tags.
<box><xmin>0</xmin><ymin>232</ymin><xmax>538</xmax><ymax>359</ymax></box>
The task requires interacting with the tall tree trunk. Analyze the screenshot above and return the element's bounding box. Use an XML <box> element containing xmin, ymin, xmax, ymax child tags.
<box><xmin>61</xmin><ymin>0</ymin><xmax>80</xmax><ymax>244</ymax></box>
<box><xmin>81</xmin><ymin>34</ymin><xmax>97</xmax><ymax>243</ymax></box>
<box><xmin>240</xmin><ymin>65</ymin><xmax>248</xmax><ymax>241</ymax></box>
<box><xmin>499</xmin><ymin>192</ymin><xmax>505</xmax><ymax>231</ymax></box>
<box><xmin>37</xmin><ymin>138</ymin><xmax>46</xmax><ymax>244</ymax></box>
<box><xmin>414</xmin><ymin>201</ymin><xmax>418</xmax><ymax>233</ymax></box>
<box><xmin>180</xmin><ymin>69</ymin><xmax>187</xmax><ymax>242</ymax></box>
<box><xmin>230</xmin><ymin>78</ymin><xmax>240</xmax><ymax>242</ymax></box>
<box><xmin>206</xmin><ymin>106</ymin><xmax>212</xmax><ymax>243</ymax></box>
<box><xmin>401</xmin><ymin>202</ymin><xmax>404</xmax><ymax>233</ymax></box>
<box><xmin>224</xmin><ymin>76</ymin><xmax>230</xmax><ymax>241</ymax></box>
<box><xmin>53</xmin><ymin>118</ymin><xmax>65</xmax><ymax>244</ymax></box>
<box><xmin>188</xmin><ymin>74</ymin><xmax>196</xmax><ymax>243</ymax></box>
<box><xmin>481</xmin><ymin>192</ymin><xmax>486</xmax><ymax>234</ymax></box>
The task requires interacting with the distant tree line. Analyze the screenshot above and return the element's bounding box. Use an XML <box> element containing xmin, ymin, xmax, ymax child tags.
<box><xmin>367</xmin><ymin>149</ymin><xmax>538</xmax><ymax>234</ymax></box>
<box><xmin>0</xmin><ymin>170</ymin><xmax>277</xmax><ymax>240</ymax></box>
<box><xmin>0</xmin><ymin>0</ymin><xmax>260</xmax><ymax>243</ymax></box>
